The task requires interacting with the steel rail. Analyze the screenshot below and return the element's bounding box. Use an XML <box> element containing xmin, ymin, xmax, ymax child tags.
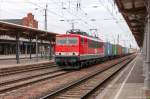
<box><xmin>0</xmin><ymin>70</ymin><xmax>70</xmax><ymax>93</ymax></box>
<box><xmin>0</xmin><ymin>63</ymin><xmax>56</xmax><ymax>76</ymax></box>
<box><xmin>40</xmin><ymin>55</ymin><xmax>135</xmax><ymax>99</ymax></box>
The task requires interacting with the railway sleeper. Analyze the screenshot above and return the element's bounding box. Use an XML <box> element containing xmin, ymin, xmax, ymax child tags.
<box><xmin>47</xmin><ymin>56</ymin><xmax>134</xmax><ymax>99</ymax></box>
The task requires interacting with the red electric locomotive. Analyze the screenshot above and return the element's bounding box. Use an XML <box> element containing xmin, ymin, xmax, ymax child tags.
<box><xmin>55</xmin><ymin>29</ymin><xmax>104</xmax><ymax>69</ymax></box>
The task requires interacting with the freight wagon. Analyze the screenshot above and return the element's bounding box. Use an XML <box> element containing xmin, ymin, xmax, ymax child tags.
<box><xmin>104</xmin><ymin>42</ymin><xmax>113</xmax><ymax>58</ymax></box>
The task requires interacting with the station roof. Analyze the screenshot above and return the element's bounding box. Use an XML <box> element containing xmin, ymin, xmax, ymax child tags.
<box><xmin>115</xmin><ymin>0</ymin><xmax>147</xmax><ymax>47</ymax></box>
<box><xmin>0</xmin><ymin>21</ymin><xmax>58</xmax><ymax>41</ymax></box>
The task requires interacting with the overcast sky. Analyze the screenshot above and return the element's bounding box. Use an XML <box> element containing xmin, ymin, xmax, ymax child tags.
<box><xmin>0</xmin><ymin>0</ymin><xmax>138</xmax><ymax>48</ymax></box>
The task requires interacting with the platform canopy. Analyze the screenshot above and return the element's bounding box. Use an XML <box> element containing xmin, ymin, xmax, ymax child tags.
<box><xmin>115</xmin><ymin>0</ymin><xmax>147</xmax><ymax>47</ymax></box>
<box><xmin>0</xmin><ymin>21</ymin><xmax>58</xmax><ymax>41</ymax></box>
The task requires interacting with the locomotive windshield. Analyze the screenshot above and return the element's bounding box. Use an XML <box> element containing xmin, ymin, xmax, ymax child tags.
<box><xmin>56</xmin><ymin>37</ymin><xmax>78</xmax><ymax>45</ymax></box>
<box><xmin>56</xmin><ymin>37</ymin><xmax>67</xmax><ymax>45</ymax></box>
<box><xmin>68</xmin><ymin>37</ymin><xmax>78</xmax><ymax>44</ymax></box>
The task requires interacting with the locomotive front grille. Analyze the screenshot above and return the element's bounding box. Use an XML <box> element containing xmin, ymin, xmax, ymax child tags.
<box><xmin>55</xmin><ymin>56</ymin><xmax>79</xmax><ymax>63</ymax></box>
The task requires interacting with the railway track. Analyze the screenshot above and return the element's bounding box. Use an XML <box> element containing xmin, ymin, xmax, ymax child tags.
<box><xmin>40</xmin><ymin>55</ymin><xmax>135</xmax><ymax>99</ymax></box>
<box><xmin>0</xmin><ymin>55</ymin><xmax>135</xmax><ymax>98</ymax></box>
<box><xmin>0</xmin><ymin>62</ymin><xmax>56</xmax><ymax>76</ymax></box>
<box><xmin>0</xmin><ymin>62</ymin><xmax>70</xmax><ymax>94</ymax></box>
<box><xmin>0</xmin><ymin>68</ymin><xmax>69</xmax><ymax>94</ymax></box>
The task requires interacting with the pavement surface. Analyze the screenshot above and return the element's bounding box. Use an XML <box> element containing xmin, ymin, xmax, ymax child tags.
<box><xmin>96</xmin><ymin>53</ymin><xmax>149</xmax><ymax>99</ymax></box>
<box><xmin>0</xmin><ymin>54</ymin><xmax>54</xmax><ymax>69</ymax></box>
<box><xmin>0</xmin><ymin>54</ymin><xmax>45</xmax><ymax>60</ymax></box>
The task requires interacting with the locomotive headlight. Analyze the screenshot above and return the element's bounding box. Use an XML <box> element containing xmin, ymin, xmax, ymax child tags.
<box><xmin>72</xmin><ymin>52</ymin><xmax>78</xmax><ymax>55</ymax></box>
<box><xmin>73</xmin><ymin>52</ymin><xmax>75</xmax><ymax>55</ymax></box>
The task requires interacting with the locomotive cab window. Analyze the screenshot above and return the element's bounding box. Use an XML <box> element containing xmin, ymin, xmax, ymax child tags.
<box><xmin>56</xmin><ymin>37</ymin><xmax>78</xmax><ymax>45</ymax></box>
<box><xmin>56</xmin><ymin>37</ymin><xmax>67</xmax><ymax>45</ymax></box>
<box><xmin>68</xmin><ymin>37</ymin><xmax>78</xmax><ymax>45</ymax></box>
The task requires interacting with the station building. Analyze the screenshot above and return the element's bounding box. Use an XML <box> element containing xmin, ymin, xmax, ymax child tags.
<box><xmin>0</xmin><ymin>13</ymin><xmax>54</xmax><ymax>57</ymax></box>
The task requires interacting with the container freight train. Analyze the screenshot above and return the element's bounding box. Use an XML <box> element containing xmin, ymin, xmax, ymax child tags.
<box><xmin>55</xmin><ymin>30</ymin><xmax>130</xmax><ymax>69</ymax></box>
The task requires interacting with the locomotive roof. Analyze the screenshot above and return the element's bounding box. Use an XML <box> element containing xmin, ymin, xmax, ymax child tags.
<box><xmin>56</xmin><ymin>34</ymin><xmax>103</xmax><ymax>42</ymax></box>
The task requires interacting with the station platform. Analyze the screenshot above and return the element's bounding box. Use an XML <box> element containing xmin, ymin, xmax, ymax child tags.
<box><xmin>96</xmin><ymin>53</ymin><xmax>150</xmax><ymax>99</ymax></box>
<box><xmin>0</xmin><ymin>54</ymin><xmax>54</xmax><ymax>69</ymax></box>
<box><xmin>0</xmin><ymin>54</ymin><xmax>44</xmax><ymax>60</ymax></box>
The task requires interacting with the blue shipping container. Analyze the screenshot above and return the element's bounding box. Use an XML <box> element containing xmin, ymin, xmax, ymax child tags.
<box><xmin>104</xmin><ymin>42</ymin><xmax>113</xmax><ymax>57</ymax></box>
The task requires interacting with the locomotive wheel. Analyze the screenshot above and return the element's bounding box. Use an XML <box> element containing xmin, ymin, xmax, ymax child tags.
<box><xmin>85</xmin><ymin>61</ymin><xmax>89</xmax><ymax>67</ymax></box>
<box><xmin>83</xmin><ymin>62</ymin><xmax>86</xmax><ymax>67</ymax></box>
<box><xmin>83</xmin><ymin>61</ymin><xmax>87</xmax><ymax>67</ymax></box>
<box><xmin>57</xmin><ymin>63</ymin><xmax>63</xmax><ymax>66</ymax></box>
<box><xmin>80</xmin><ymin>62</ymin><xmax>84</xmax><ymax>68</ymax></box>
<box><xmin>91</xmin><ymin>60</ymin><xmax>94</xmax><ymax>65</ymax></box>
<box><xmin>75</xmin><ymin>62</ymin><xmax>80</xmax><ymax>69</ymax></box>
<box><xmin>86</xmin><ymin>61</ymin><xmax>89</xmax><ymax>66</ymax></box>
<box><xmin>88</xmin><ymin>61</ymin><xmax>92</xmax><ymax>66</ymax></box>
<box><xmin>77</xmin><ymin>63</ymin><xmax>80</xmax><ymax>69</ymax></box>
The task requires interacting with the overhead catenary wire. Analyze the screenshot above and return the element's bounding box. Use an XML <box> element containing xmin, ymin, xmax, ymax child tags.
<box><xmin>98</xmin><ymin>0</ymin><xmax>135</xmax><ymax>47</ymax></box>
<box><xmin>0</xmin><ymin>1</ymin><xmax>69</xmax><ymax>32</ymax></box>
<box><xmin>26</xmin><ymin>1</ymin><xmax>91</xmax><ymax>31</ymax></box>
<box><xmin>0</xmin><ymin>0</ymin><xmax>137</xmax><ymax>48</ymax></box>
<box><xmin>27</xmin><ymin>0</ymin><xmax>135</xmax><ymax>45</ymax></box>
<box><xmin>50</xmin><ymin>0</ymin><xmax>97</xmax><ymax>31</ymax></box>
<box><xmin>27</xmin><ymin>1</ymin><xmax>66</xmax><ymax>18</ymax></box>
<box><xmin>99</xmin><ymin>0</ymin><xmax>126</xmax><ymax>33</ymax></box>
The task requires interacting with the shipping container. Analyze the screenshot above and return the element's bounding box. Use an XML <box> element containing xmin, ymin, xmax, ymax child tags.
<box><xmin>123</xmin><ymin>47</ymin><xmax>129</xmax><ymax>54</ymax></box>
<box><xmin>116</xmin><ymin>44</ymin><xmax>122</xmax><ymax>55</ymax></box>
<box><xmin>122</xmin><ymin>47</ymin><xmax>126</xmax><ymax>54</ymax></box>
<box><xmin>112</xmin><ymin>44</ymin><xmax>117</xmax><ymax>56</ymax></box>
<box><xmin>104</xmin><ymin>42</ymin><xmax>113</xmax><ymax>56</ymax></box>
